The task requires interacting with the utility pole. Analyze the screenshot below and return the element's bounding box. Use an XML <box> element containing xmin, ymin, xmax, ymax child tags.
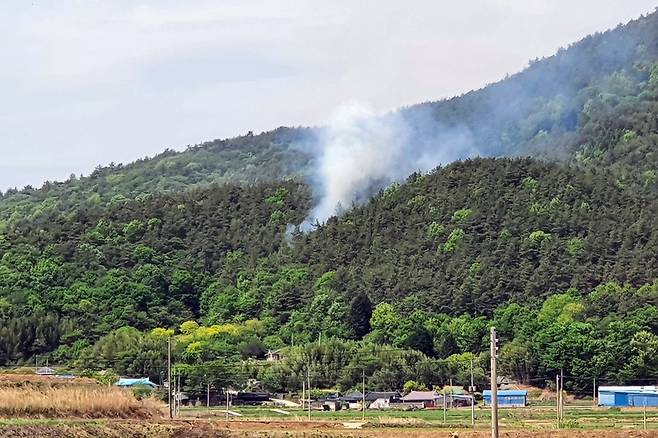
<box><xmin>207</xmin><ymin>382</ymin><xmax>210</xmax><ymax>411</ymax></box>
<box><xmin>449</xmin><ymin>378</ymin><xmax>453</xmax><ymax>409</ymax></box>
<box><xmin>644</xmin><ymin>399</ymin><xmax>648</xmax><ymax>430</ymax></box>
<box><xmin>307</xmin><ymin>366</ymin><xmax>311</xmax><ymax>421</ymax></box>
<box><xmin>556</xmin><ymin>374</ymin><xmax>560</xmax><ymax>429</ymax></box>
<box><xmin>490</xmin><ymin>327</ymin><xmax>499</xmax><ymax>438</ymax></box>
<box><xmin>443</xmin><ymin>386</ymin><xmax>447</xmax><ymax>424</ymax></box>
<box><xmin>593</xmin><ymin>377</ymin><xmax>596</xmax><ymax>407</ymax></box>
<box><xmin>176</xmin><ymin>372</ymin><xmax>181</xmax><ymax>416</ymax></box>
<box><xmin>470</xmin><ymin>357</ymin><xmax>475</xmax><ymax>428</ymax></box>
<box><xmin>560</xmin><ymin>369</ymin><xmax>564</xmax><ymax>422</ymax></box>
<box><xmin>172</xmin><ymin>369</ymin><xmax>176</xmax><ymax>418</ymax></box>
<box><xmin>301</xmin><ymin>380</ymin><xmax>305</xmax><ymax>412</ymax></box>
<box><xmin>168</xmin><ymin>336</ymin><xmax>172</xmax><ymax>419</ymax></box>
<box><xmin>225</xmin><ymin>388</ymin><xmax>230</xmax><ymax>420</ymax></box>
<box><xmin>361</xmin><ymin>368</ymin><xmax>366</xmax><ymax>421</ymax></box>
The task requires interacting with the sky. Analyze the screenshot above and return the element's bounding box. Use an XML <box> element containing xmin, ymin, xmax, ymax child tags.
<box><xmin>1</xmin><ymin>0</ymin><xmax>657</xmax><ymax>191</ymax></box>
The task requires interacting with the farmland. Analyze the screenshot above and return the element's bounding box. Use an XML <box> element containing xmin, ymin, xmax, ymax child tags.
<box><xmin>179</xmin><ymin>404</ymin><xmax>658</xmax><ymax>431</ymax></box>
<box><xmin>0</xmin><ymin>378</ymin><xmax>657</xmax><ymax>437</ymax></box>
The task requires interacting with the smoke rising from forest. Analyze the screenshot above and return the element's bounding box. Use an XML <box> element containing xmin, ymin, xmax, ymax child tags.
<box><xmin>299</xmin><ymin>102</ymin><xmax>479</xmax><ymax>229</ymax></box>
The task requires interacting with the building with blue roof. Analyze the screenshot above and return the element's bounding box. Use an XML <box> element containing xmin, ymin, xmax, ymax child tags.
<box><xmin>482</xmin><ymin>389</ymin><xmax>527</xmax><ymax>407</ymax></box>
<box><xmin>115</xmin><ymin>377</ymin><xmax>158</xmax><ymax>388</ymax></box>
<box><xmin>598</xmin><ymin>386</ymin><xmax>658</xmax><ymax>407</ymax></box>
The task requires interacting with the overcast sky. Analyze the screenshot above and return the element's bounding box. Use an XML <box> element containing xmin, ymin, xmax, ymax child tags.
<box><xmin>1</xmin><ymin>0</ymin><xmax>656</xmax><ymax>191</ymax></box>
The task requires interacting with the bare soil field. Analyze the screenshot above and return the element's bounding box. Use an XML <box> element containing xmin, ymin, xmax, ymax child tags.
<box><xmin>1</xmin><ymin>420</ymin><xmax>658</xmax><ymax>438</ymax></box>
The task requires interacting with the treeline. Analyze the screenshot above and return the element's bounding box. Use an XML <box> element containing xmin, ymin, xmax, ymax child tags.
<box><xmin>0</xmin><ymin>127</ymin><xmax>313</xmax><ymax>228</ymax></box>
<box><xmin>71</xmin><ymin>280</ymin><xmax>658</xmax><ymax>396</ymax></box>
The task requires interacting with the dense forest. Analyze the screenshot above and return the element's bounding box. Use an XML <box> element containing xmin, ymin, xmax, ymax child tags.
<box><xmin>1</xmin><ymin>157</ymin><xmax>657</xmax><ymax>395</ymax></box>
<box><xmin>1</xmin><ymin>9</ymin><xmax>658</xmax><ymax>397</ymax></box>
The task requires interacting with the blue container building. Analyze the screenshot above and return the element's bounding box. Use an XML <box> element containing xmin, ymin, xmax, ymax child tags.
<box><xmin>482</xmin><ymin>389</ymin><xmax>528</xmax><ymax>407</ymax></box>
<box><xmin>598</xmin><ymin>386</ymin><xmax>658</xmax><ymax>407</ymax></box>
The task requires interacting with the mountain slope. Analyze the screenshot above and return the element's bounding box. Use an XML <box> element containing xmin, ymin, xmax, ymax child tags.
<box><xmin>292</xmin><ymin>158</ymin><xmax>658</xmax><ymax>314</ymax></box>
<box><xmin>3</xmin><ymin>11</ymin><xmax>658</xmax><ymax>226</ymax></box>
<box><xmin>1</xmin><ymin>157</ymin><xmax>657</xmax><ymax>364</ymax></box>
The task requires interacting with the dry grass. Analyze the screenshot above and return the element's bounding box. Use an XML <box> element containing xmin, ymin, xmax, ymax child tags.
<box><xmin>0</xmin><ymin>385</ymin><xmax>162</xmax><ymax>419</ymax></box>
<box><xmin>0</xmin><ymin>374</ymin><xmax>97</xmax><ymax>386</ymax></box>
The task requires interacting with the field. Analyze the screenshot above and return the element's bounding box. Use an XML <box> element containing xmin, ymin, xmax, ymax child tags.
<box><xmin>179</xmin><ymin>404</ymin><xmax>658</xmax><ymax>431</ymax></box>
<box><xmin>0</xmin><ymin>377</ymin><xmax>658</xmax><ymax>437</ymax></box>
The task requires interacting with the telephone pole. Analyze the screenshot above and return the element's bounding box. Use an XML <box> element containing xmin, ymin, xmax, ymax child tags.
<box><xmin>307</xmin><ymin>366</ymin><xmax>311</xmax><ymax>420</ymax></box>
<box><xmin>470</xmin><ymin>357</ymin><xmax>475</xmax><ymax>428</ymax></box>
<box><xmin>443</xmin><ymin>386</ymin><xmax>447</xmax><ymax>424</ymax></box>
<box><xmin>176</xmin><ymin>372</ymin><xmax>181</xmax><ymax>417</ymax></box>
<box><xmin>167</xmin><ymin>336</ymin><xmax>172</xmax><ymax>419</ymax></box>
<box><xmin>225</xmin><ymin>387</ymin><xmax>230</xmax><ymax>420</ymax></box>
<box><xmin>490</xmin><ymin>327</ymin><xmax>499</xmax><ymax>438</ymax></box>
<box><xmin>560</xmin><ymin>369</ymin><xmax>564</xmax><ymax>422</ymax></box>
<box><xmin>556</xmin><ymin>374</ymin><xmax>560</xmax><ymax>428</ymax></box>
<box><xmin>361</xmin><ymin>368</ymin><xmax>366</xmax><ymax>421</ymax></box>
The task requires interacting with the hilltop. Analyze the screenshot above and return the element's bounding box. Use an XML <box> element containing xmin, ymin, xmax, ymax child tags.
<box><xmin>3</xmin><ymin>10</ymin><xmax>658</xmax><ymax>227</ymax></box>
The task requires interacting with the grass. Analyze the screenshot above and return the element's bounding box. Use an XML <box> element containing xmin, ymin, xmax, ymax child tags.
<box><xmin>0</xmin><ymin>385</ymin><xmax>162</xmax><ymax>418</ymax></box>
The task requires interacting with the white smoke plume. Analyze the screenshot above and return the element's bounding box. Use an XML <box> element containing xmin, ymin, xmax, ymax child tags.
<box><xmin>298</xmin><ymin>101</ymin><xmax>478</xmax><ymax>231</ymax></box>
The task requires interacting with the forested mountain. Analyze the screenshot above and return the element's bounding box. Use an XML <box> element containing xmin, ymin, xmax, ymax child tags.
<box><xmin>3</xmin><ymin>10</ymin><xmax>658</xmax><ymax>227</ymax></box>
<box><xmin>2</xmin><ymin>8</ymin><xmax>658</xmax><ymax>394</ymax></box>
<box><xmin>1</xmin><ymin>158</ymin><xmax>657</xmax><ymax>368</ymax></box>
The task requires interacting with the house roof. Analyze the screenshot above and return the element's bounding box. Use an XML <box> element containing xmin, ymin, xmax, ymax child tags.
<box><xmin>116</xmin><ymin>377</ymin><xmax>157</xmax><ymax>387</ymax></box>
<box><xmin>365</xmin><ymin>391</ymin><xmax>400</xmax><ymax>401</ymax></box>
<box><xmin>599</xmin><ymin>386</ymin><xmax>658</xmax><ymax>394</ymax></box>
<box><xmin>342</xmin><ymin>391</ymin><xmax>364</xmax><ymax>401</ymax></box>
<box><xmin>482</xmin><ymin>390</ymin><xmax>527</xmax><ymax>396</ymax></box>
<box><xmin>402</xmin><ymin>390</ymin><xmax>441</xmax><ymax>402</ymax></box>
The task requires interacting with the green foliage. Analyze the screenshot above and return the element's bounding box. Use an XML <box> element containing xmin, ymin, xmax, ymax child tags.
<box><xmin>427</xmin><ymin>222</ymin><xmax>445</xmax><ymax>238</ymax></box>
<box><xmin>522</xmin><ymin>177</ymin><xmax>539</xmax><ymax>191</ymax></box>
<box><xmin>442</xmin><ymin>228</ymin><xmax>465</xmax><ymax>253</ymax></box>
<box><xmin>567</xmin><ymin>237</ymin><xmax>585</xmax><ymax>256</ymax></box>
<box><xmin>528</xmin><ymin>230</ymin><xmax>552</xmax><ymax>245</ymax></box>
<box><xmin>451</xmin><ymin>208</ymin><xmax>472</xmax><ymax>222</ymax></box>
<box><xmin>265</xmin><ymin>188</ymin><xmax>289</xmax><ymax>205</ymax></box>
<box><xmin>403</xmin><ymin>380</ymin><xmax>428</xmax><ymax>395</ymax></box>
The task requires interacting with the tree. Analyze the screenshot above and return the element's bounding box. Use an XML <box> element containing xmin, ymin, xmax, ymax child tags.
<box><xmin>369</xmin><ymin>303</ymin><xmax>399</xmax><ymax>344</ymax></box>
<box><xmin>348</xmin><ymin>292</ymin><xmax>372</xmax><ymax>339</ymax></box>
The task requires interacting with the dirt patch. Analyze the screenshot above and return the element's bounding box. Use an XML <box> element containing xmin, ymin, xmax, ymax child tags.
<box><xmin>0</xmin><ymin>423</ymin><xmax>175</xmax><ymax>438</ymax></box>
<box><xmin>2</xmin><ymin>419</ymin><xmax>658</xmax><ymax>438</ymax></box>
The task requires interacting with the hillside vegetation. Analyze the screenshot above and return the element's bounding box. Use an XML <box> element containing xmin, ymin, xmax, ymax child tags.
<box><xmin>1</xmin><ymin>8</ymin><xmax>658</xmax><ymax>399</ymax></box>
<box><xmin>1</xmin><ymin>158</ymin><xmax>657</xmax><ymax>393</ymax></box>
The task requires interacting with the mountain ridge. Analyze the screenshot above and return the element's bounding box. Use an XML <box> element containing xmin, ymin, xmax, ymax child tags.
<box><xmin>3</xmin><ymin>10</ymin><xmax>658</xmax><ymax>227</ymax></box>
